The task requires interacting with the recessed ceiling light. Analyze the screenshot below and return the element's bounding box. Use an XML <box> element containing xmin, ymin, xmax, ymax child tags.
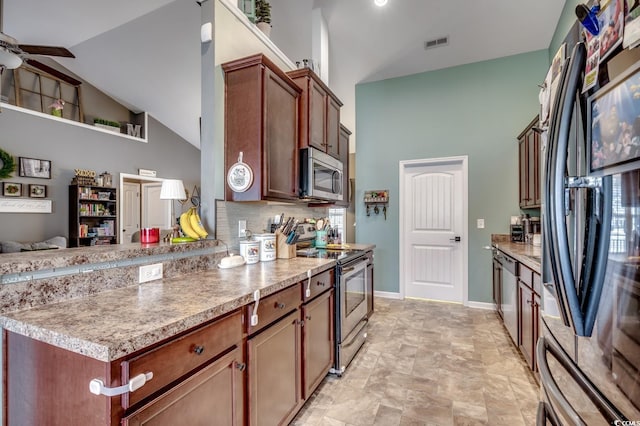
<box><xmin>374</xmin><ymin>0</ymin><xmax>388</xmax><ymax>7</ymax></box>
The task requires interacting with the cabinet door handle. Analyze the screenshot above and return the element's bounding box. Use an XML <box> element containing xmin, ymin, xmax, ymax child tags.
<box><xmin>193</xmin><ymin>345</ymin><xmax>205</xmax><ymax>355</ymax></box>
<box><xmin>317</xmin><ymin>281</ymin><xmax>325</xmax><ymax>287</ymax></box>
<box><xmin>306</xmin><ymin>315</ymin><xmax>312</xmax><ymax>321</ymax></box>
<box><xmin>236</xmin><ymin>362</ymin><xmax>246</xmax><ymax>372</ymax></box>
<box><xmin>276</xmin><ymin>302</ymin><xmax>286</xmax><ymax>309</ymax></box>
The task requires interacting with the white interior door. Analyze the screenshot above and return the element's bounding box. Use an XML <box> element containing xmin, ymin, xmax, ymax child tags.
<box><xmin>141</xmin><ymin>183</ymin><xmax>171</xmax><ymax>229</ymax></box>
<box><xmin>122</xmin><ymin>182</ymin><xmax>140</xmax><ymax>243</ymax></box>
<box><xmin>400</xmin><ymin>157</ymin><xmax>468</xmax><ymax>303</ymax></box>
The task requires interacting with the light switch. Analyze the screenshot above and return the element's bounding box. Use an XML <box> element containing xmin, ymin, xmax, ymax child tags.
<box><xmin>477</xmin><ymin>218</ymin><xmax>485</xmax><ymax>229</ymax></box>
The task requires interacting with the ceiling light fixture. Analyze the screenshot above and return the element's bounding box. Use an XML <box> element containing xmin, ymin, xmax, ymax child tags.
<box><xmin>374</xmin><ymin>0</ymin><xmax>388</xmax><ymax>7</ymax></box>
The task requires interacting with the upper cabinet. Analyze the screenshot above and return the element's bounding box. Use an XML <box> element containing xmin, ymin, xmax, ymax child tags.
<box><xmin>337</xmin><ymin>124</ymin><xmax>351</xmax><ymax>206</ymax></box>
<box><xmin>222</xmin><ymin>54</ymin><xmax>302</xmax><ymax>202</ymax></box>
<box><xmin>287</xmin><ymin>69</ymin><xmax>344</xmax><ymax>160</ymax></box>
<box><xmin>518</xmin><ymin>116</ymin><xmax>541</xmax><ymax>209</ymax></box>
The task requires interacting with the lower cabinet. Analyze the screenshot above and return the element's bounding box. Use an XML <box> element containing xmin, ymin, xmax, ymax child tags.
<box><xmin>518</xmin><ymin>263</ymin><xmax>541</xmax><ymax>372</ymax></box>
<box><xmin>122</xmin><ymin>347</ymin><xmax>244</xmax><ymax>425</ymax></box>
<box><xmin>247</xmin><ymin>309</ymin><xmax>303</xmax><ymax>426</ymax></box>
<box><xmin>246</xmin><ymin>274</ymin><xmax>336</xmax><ymax>425</ymax></box>
<box><xmin>302</xmin><ymin>289</ymin><xmax>334</xmax><ymax>399</ymax></box>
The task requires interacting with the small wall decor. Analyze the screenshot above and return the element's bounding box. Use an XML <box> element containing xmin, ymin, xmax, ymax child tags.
<box><xmin>3</xmin><ymin>182</ymin><xmax>22</xmax><ymax>197</ymax></box>
<box><xmin>19</xmin><ymin>157</ymin><xmax>51</xmax><ymax>179</ymax></box>
<box><xmin>71</xmin><ymin>169</ymin><xmax>97</xmax><ymax>186</ymax></box>
<box><xmin>29</xmin><ymin>184</ymin><xmax>46</xmax><ymax>198</ymax></box>
<box><xmin>0</xmin><ymin>198</ymin><xmax>52</xmax><ymax>213</ymax></box>
<box><xmin>0</xmin><ymin>148</ymin><xmax>16</xmax><ymax>180</ymax></box>
<box><xmin>364</xmin><ymin>189</ymin><xmax>389</xmax><ymax>220</ymax></box>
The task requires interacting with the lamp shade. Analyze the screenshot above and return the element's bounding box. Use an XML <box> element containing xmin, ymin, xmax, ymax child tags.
<box><xmin>160</xmin><ymin>179</ymin><xmax>186</xmax><ymax>200</ymax></box>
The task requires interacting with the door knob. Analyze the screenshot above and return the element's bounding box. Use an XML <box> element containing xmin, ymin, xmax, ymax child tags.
<box><xmin>449</xmin><ymin>236</ymin><xmax>461</xmax><ymax>242</ymax></box>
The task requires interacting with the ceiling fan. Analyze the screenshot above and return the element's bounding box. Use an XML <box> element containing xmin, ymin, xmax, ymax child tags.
<box><xmin>0</xmin><ymin>0</ymin><xmax>79</xmax><ymax>87</ymax></box>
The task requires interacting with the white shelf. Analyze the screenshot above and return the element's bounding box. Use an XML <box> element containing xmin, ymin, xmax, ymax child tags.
<box><xmin>0</xmin><ymin>102</ymin><xmax>148</xmax><ymax>143</ymax></box>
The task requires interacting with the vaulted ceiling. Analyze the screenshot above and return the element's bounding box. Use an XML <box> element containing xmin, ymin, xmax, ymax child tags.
<box><xmin>3</xmin><ymin>0</ymin><xmax>567</xmax><ymax>148</ymax></box>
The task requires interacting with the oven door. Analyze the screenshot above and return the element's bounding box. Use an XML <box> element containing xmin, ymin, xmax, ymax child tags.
<box><xmin>340</xmin><ymin>258</ymin><xmax>368</xmax><ymax>339</ymax></box>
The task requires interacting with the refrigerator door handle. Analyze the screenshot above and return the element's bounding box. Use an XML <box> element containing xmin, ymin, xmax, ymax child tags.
<box><xmin>545</xmin><ymin>41</ymin><xmax>587</xmax><ymax>335</ymax></box>
<box><xmin>537</xmin><ymin>336</ymin><xmax>625</xmax><ymax>425</ymax></box>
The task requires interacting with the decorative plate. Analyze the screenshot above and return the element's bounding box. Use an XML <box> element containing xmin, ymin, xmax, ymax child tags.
<box><xmin>227</xmin><ymin>152</ymin><xmax>253</xmax><ymax>193</ymax></box>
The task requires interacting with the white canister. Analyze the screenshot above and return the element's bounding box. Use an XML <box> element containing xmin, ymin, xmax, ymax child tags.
<box><xmin>239</xmin><ymin>240</ymin><xmax>260</xmax><ymax>264</ymax></box>
<box><xmin>254</xmin><ymin>233</ymin><xmax>276</xmax><ymax>262</ymax></box>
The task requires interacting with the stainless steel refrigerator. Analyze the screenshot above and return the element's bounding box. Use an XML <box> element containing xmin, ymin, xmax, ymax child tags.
<box><xmin>539</xmin><ymin>17</ymin><xmax>640</xmax><ymax>426</ymax></box>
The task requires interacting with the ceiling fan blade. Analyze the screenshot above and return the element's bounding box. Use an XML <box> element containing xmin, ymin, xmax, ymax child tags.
<box><xmin>19</xmin><ymin>44</ymin><xmax>75</xmax><ymax>58</ymax></box>
<box><xmin>23</xmin><ymin>58</ymin><xmax>82</xmax><ymax>86</ymax></box>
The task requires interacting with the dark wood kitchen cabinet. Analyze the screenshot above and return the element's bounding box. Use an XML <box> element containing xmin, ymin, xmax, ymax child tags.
<box><xmin>222</xmin><ymin>54</ymin><xmax>302</xmax><ymax>202</ymax></box>
<box><xmin>518</xmin><ymin>263</ymin><xmax>541</xmax><ymax>372</ymax></box>
<box><xmin>4</xmin><ymin>310</ymin><xmax>244</xmax><ymax>426</ymax></box>
<box><xmin>518</xmin><ymin>116</ymin><xmax>541</xmax><ymax>209</ymax></box>
<box><xmin>246</xmin><ymin>269</ymin><xmax>336</xmax><ymax>425</ymax></box>
<box><xmin>287</xmin><ymin>68</ymin><xmax>344</xmax><ymax>160</ymax></box>
<box><xmin>337</xmin><ymin>124</ymin><xmax>352</xmax><ymax>206</ymax></box>
<box><xmin>302</xmin><ymin>289</ymin><xmax>334</xmax><ymax>399</ymax></box>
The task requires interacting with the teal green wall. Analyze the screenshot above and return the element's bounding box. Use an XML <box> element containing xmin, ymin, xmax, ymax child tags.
<box><xmin>549</xmin><ymin>0</ymin><xmax>582</xmax><ymax>62</ymax></box>
<box><xmin>355</xmin><ymin>50</ymin><xmax>549</xmax><ymax>302</ymax></box>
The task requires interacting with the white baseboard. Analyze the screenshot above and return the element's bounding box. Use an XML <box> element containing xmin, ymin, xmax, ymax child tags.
<box><xmin>466</xmin><ymin>301</ymin><xmax>494</xmax><ymax>310</ymax></box>
<box><xmin>374</xmin><ymin>291</ymin><xmax>402</xmax><ymax>300</ymax></box>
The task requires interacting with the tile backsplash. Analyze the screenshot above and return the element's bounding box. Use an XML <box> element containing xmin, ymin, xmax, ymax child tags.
<box><xmin>216</xmin><ymin>200</ymin><xmax>330</xmax><ymax>251</ymax></box>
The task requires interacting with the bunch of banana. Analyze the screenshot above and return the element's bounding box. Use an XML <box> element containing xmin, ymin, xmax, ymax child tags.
<box><xmin>179</xmin><ymin>207</ymin><xmax>209</xmax><ymax>240</ymax></box>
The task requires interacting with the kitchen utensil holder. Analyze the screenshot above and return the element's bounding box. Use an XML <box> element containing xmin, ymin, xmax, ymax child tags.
<box><xmin>275</xmin><ymin>230</ymin><xmax>296</xmax><ymax>259</ymax></box>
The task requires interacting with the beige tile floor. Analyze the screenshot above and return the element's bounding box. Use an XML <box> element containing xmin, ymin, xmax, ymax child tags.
<box><xmin>292</xmin><ymin>298</ymin><xmax>540</xmax><ymax>426</ymax></box>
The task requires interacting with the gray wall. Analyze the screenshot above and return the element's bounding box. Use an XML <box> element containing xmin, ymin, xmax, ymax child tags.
<box><xmin>355</xmin><ymin>49</ymin><xmax>549</xmax><ymax>302</ymax></box>
<box><xmin>0</xmin><ymin>109</ymin><xmax>200</xmax><ymax>242</ymax></box>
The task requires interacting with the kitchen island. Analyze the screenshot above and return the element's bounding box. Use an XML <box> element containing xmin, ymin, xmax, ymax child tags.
<box><xmin>0</xmin><ymin>242</ymin><xmax>374</xmax><ymax>425</ymax></box>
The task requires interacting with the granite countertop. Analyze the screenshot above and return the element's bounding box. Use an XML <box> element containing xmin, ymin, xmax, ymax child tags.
<box><xmin>491</xmin><ymin>235</ymin><xmax>541</xmax><ymax>272</ymax></box>
<box><xmin>0</xmin><ymin>240</ymin><xmax>222</xmax><ymax>276</ymax></box>
<box><xmin>0</xmin><ymin>257</ymin><xmax>336</xmax><ymax>363</ymax></box>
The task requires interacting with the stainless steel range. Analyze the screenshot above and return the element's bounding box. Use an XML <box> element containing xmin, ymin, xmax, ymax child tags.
<box><xmin>296</xmin><ymin>227</ymin><xmax>370</xmax><ymax>376</ymax></box>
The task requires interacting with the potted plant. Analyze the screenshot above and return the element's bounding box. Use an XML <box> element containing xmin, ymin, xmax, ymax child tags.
<box><xmin>255</xmin><ymin>0</ymin><xmax>272</xmax><ymax>37</ymax></box>
<box><xmin>93</xmin><ymin>118</ymin><xmax>121</xmax><ymax>134</ymax></box>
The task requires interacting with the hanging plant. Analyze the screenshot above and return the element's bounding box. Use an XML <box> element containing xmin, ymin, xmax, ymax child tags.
<box><xmin>0</xmin><ymin>148</ymin><xmax>16</xmax><ymax>180</ymax></box>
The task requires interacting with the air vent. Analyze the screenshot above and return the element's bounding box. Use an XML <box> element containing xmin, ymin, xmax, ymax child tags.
<box><xmin>424</xmin><ymin>36</ymin><xmax>449</xmax><ymax>50</ymax></box>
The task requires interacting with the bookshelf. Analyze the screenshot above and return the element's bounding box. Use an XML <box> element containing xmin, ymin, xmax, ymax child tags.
<box><xmin>69</xmin><ymin>184</ymin><xmax>118</xmax><ymax>247</ymax></box>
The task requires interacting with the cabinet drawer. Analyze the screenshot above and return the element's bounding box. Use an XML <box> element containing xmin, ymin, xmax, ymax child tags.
<box><xmin>519</xmin><ymin>264</ymin><xmax>534</xmax><ymax>288</ymax></box>
<box><xmin>302</xmin><ymin>268</ymin><xmax>334</xmax><ymax>302</ymax></box>
<box><xmin>122</xmin><ymin>310</ymin><xmax>242</xmax><ymax>408</ymax></box>
<box><xmin>247</xmin><ymin>284</ymin><xmax>301</xmax><ymax>335</ymax></box>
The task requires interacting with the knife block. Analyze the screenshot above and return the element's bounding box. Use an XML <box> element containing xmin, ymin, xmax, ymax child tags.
<box><xmin>276</xmin><ymin>230</ymin><xmax>296</xmax><ymax>259</ymax></box>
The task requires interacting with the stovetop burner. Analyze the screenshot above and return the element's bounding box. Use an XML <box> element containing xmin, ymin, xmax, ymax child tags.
<box><xmin>297</xmin><ymin>247</ymin><xmax>365</xmax><ymax>263</ymax></box>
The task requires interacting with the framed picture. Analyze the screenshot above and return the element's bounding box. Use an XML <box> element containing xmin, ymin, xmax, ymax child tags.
<box><xmin>19</xmin><ymin>157</ymin><xmax>51</xmax><ymax>179</ymax></box>
<box><xmin>588</xmin><ymin>58</ymin><xmax>640</xmax><ymax>175</ymax></box>
<box><xmin>29</xmin><ymin>184</ymin><xmax>46</xmax><ymax>198</ymax></box>
<box><xmin>3</xmin><ymin>182</ymin><xmax>22</xmax><ymax>197</ymax></box>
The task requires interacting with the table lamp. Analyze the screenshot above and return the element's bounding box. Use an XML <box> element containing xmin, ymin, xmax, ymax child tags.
<box><xmin>160</xmin><ymin>179</ymin><xmax>186</xmax><ymax>238</ymax></box>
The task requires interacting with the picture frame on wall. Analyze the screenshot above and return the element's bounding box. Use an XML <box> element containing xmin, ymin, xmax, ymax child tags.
<box><xmin>3</xmin><ymin>182</ymin><xmax>22</xmax><ymax>197</ymax></box>
<box><xmin>29</xmin><ymin>184</ymin><xmax>46</xmax><ymax>198</ymax></box>
<box><xmin>19</xmin><ymin>157</ymin><xmax>51</xmax><ymax>179</ymax></box>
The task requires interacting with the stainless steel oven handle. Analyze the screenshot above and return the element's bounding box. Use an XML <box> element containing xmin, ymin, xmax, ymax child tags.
<box><xmin>341</xmin><ymin>260</ymin><xmax>368</xmax><ymax>275</ymax></box>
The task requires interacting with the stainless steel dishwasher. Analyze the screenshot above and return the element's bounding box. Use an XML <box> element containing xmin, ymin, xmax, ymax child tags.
<box><xmin>494</xmin><ymin>249</ymin><xmax>518</xmax><ymax>345</ymax></box>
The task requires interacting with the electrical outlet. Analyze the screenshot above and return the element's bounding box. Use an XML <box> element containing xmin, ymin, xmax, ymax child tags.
<box><xmin>238</xmin><ymin>219</ymin><xmax>247</xmax><ymax>237</ymax></box>
<box><xmin>139</xmin><ymin>263</ymin><xmax>163</xmax><ymax>283</ymax></box>
<box><xmin>477</xmin><ymin>218</ymin><xmax>485</xmax><ymax>229</ymax></box>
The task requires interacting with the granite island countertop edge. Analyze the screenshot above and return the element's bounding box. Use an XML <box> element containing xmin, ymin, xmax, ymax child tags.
<box><xmin>0</xmin><ymin>257</ymin><xmax>338</xmax><ymax>362</ymax></box>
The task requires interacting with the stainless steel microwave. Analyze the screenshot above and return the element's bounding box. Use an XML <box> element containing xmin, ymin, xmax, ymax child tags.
<box><xmin>300</xmin><ymin>147</ymin><xmax>343</xmax><ymax>201</ymax></box>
